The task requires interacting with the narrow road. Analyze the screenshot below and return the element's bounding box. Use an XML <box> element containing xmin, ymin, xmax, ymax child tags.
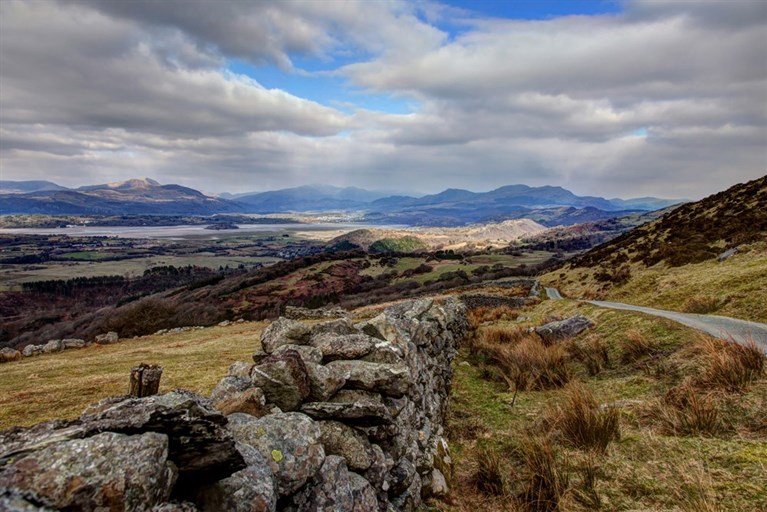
<box><xmin>545</xmin><ymin>287</ymin><xmax>563</xmax><ymax>300</ymax></box>
<box><xmin>545</xmin><ymin>287</ymin><xmax>767</xmax><ymax>350</ymax></box>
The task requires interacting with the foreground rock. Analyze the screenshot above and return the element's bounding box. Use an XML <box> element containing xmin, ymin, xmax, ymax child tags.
<box><xmin>0</xmin><ymin>297</ymin><xmax>468</xmax><ymax>512</ymax></box>
<box><xmin>0</xmin><ymin>432</ymin><xmax>174</xmax><ymax>511</ymax></box>
<box><xmin>0</xmin><ymin>348</ymin><xmax>21</xmax><ymax>363</ymax></box>
<box><xmin>535</xmin><ymin>315</ymin><xmax>594</xmax><ymax>343</ymax></box>
<box><xmin>95</xmin><ymin>331</ymin><xmax>119</xmax><ymax>344</ymax></box>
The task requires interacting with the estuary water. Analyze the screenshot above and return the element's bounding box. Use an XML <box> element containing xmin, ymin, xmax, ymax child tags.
<box><xmin>0</xmin><ymin>223</ymin><xmax>385</xmax><ymax>240</ymax></box>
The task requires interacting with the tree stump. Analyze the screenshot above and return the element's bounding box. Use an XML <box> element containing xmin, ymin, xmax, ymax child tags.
<box><xmin>129</xmin><ymin>363</ymin><xmax>163</xmax><ymax>397</ymax></box>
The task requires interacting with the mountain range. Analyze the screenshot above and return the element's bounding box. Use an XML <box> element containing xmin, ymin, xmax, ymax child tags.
<box><xmin>0</xmin><ymin>178</ymin><xmax>683</xmax><ymax>225</ymax></box>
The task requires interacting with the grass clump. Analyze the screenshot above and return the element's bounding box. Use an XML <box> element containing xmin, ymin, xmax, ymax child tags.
<box><xmin>468</xmin><ymin>306</ymin><xmax>519</xmax><ymax>328</ymax></box>
<box><xmin>548</xmin><ymin>384</ymin><xmax>620</xmax><ymax>453</ymax></box>
<box><xmin>484</xmin><ymin>337</ymin><xmax>571</xmax><ymax>392</ymax></box>
<box><xmin>567</xmin><ymin>335</ymin><xmax>609</xmax><ymax>376</ymax></box>
<box><xmin>681</xmin><ymin>294</ymin><xmax>724</xmax><ymax>314</ymax></box>
<box><xmin>518</xmin><ymin>436</ymin><xmax>571</xmax><ymax>512</ymax></box>
<box><xmin>645</xmin><ymin>383</ymin><xmax>725</xmax><ymax>437</ymax></box>
<box><xmin>620</xmin><ymin>328</ymin><xmax>661</xmax><ymax>363</ymax></box>
<box><xmin>693</xmin><ymin>337</ymin><xmax>765</xmax><ymax>392</ymax></box>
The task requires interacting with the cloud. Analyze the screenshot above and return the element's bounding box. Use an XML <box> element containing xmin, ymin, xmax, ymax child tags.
<box><xmin>0</xmin><ymin>0</ymin><xmax>764</xmax><ymax>200</ymax></box>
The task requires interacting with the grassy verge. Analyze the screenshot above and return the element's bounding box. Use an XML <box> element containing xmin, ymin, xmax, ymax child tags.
<box><xmin>543</xmin><ymin>241</ymin><xmax>767</xmax><ymax>323</ymax></box>
<box><xmin>438</xmin><ymin>299</ymin><xmax>767</xmax><ymax>511</ymax></box>
<box><xmin>0</xmin><ymin>321</ymin><xmax>265</xmax><ymax>429</ymax></box>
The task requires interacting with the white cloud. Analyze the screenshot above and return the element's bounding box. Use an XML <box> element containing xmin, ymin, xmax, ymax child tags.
<box><xmin>0</xmin><ymin>0</ymin><xmax>764</xmax><ymax>199</ymax></box>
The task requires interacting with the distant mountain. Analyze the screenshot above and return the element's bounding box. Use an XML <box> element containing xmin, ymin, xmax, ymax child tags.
<box><xmin>235</xmin><ymin>184</ymin><xmax>400</xmax><ymax>212</ymax></box>
<box><xmin>0</xmin><ymin>180</ymin><xmax>68</xmax><ymax>194</ymax></box>
<box><xmin>608</xmin><ymin>196</ymin><xmax>684</xmax><ymax>210</ymax></box>
<box><xmin>0</xmin><ymin>177</ymin><xmax>681</xmax><ymax>225</ymax></box>
<box><xmin>0</xmin><ymin>177</ymin><xmax>241</xmax><ymax>215</ymax></box>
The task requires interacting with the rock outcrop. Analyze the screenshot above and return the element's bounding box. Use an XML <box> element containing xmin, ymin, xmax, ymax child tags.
<box><xmin>535</xmin><ymin>315</ymin><xmax>594</xmax><ymax>343</ymax></box>
<box><xmin>0</xmin><ymin>298</ymin><xmax>467</xmax><ymax>511</ymax></box>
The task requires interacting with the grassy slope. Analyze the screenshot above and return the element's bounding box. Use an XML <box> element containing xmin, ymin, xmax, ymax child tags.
<box><xmin>0</xmin><ymin>321</ymin><xmax>265</xmax><ymax>429</ymax></box>
<box><xmin>543</xmin><ymin>241</ymin><xmax>767</xmax><ymax>323</ymax></box>
<box><xmin>442</xmin><ymin>298</ymin><xmax>767</xmax><ymax>511</ymax></box>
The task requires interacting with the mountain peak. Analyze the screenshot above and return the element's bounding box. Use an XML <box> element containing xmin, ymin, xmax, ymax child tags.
<box><xmin>106</xmin><ymin>177</ymin><xmax>160</xmax><ymax>189</ymax></box>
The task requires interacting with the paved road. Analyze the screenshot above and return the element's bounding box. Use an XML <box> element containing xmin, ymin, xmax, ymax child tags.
<box><xmin>545</xmin><ymin>287</ymin><xmax>563</xmax><ymax>300</ymax></box>
<box><xmin>545</xmin><ymin>287</ymin><xmax>767</xmax><ymax>351</ymax></box>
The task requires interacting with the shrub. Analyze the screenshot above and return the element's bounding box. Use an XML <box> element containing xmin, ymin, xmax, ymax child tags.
<box><xmin>551</xmin><ymin>384</ymin><xmax>620</xmax><ymax>452</ymax></box>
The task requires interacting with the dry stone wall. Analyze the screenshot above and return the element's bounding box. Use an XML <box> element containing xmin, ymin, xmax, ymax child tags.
<box><xmin>0</xmin><ymin>298</ymin><xmax>466</xmax><ymax>512</ymax></box>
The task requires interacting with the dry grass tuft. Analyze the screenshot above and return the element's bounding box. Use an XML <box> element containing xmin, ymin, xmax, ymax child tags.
<box><xmin>478</xmin><ymin>325</ymin><xmax>530</xmax><ymax>346</ymax></box>
<box><xmin>468</xmin><ymin>306</ymin><xmax>519</xmax><ymax>328</ymax></box>
<box><xmin>480</xmin><ymin>337</ymin><xmax>571</xmax><ymax>391</ymax></box>
<box><xmin>549</xmin><ymin>384</ymin><xmax>620</xmax><ymax>453</ymax></box>
<box><xmin>518</xmin><ymin>436</ymin><xmax>570</xmax><ymax>512</ymax></box>
<box><xmin>644</xmin><ymin>383</ymin><xmax>724</xmax><ymax>437</ymax></box>
<box><xmin>471</xmin><ymin>446</ymin><xmax>509</xmax><ymax>496</ymax></box>
<box><xmin>620</xmin><ymin>328</ymin><xmax>661</xmax><ymax>363</ymax></box>
<box><xmin>693</xmin><ymin>337</ymin><xmax>765</xmax><ymax>392</ymax></box>
<box><xmin>682</xmin><ymin>294</ymin><xmax>723</xmax><ymax>314</ymax></box>
<box><xmin>568</xmin><ymin>334</ymin><xmax>610</xmax><ymax>375</ymax></box>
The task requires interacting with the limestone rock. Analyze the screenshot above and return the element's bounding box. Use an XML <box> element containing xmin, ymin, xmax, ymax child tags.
<box><xmin>361</xmin><ymin>342</ymin><xmax>404</xmax><ymax>365</ymax></box>
<box><xmin>318</xmin><ymin>420</ymin><xmax>375</xmax><ymax>471</ymax></box>
<box><xmin>311</xmin><ymin>333</ymin><xmax>375</xmax><ymax>362</ymax></box>
<box><xmin>429</xmin><ymin>468</ymin><xmax>448</xmax><ymax>497</ymax></box>
<box><xmin>252</xmin><ymin>346</ymin><xmax>269</xmax><ymax>364</ymax></box>
<box><xmin>0</xmin><ymin>432</ymin><xmax>174</xmax><ymax>511</ymax></box>
<box><xmin>326</xmin><ymin>360</ymin><xmax>410</xmax><ymax>397</ymax></box>
<box><xmin>95</xmin><ymin>331</ymin><xmax>119</xmax><ymax>344</ymax></box>
<box><xmin>273</xmin><ymin>343</ymin><xmax>323</xmax><ymax>365</ymax></box>
<box><xmin>250</xmin><ymin>349</ymin><xmax>310</xmax><ymax>411</ymax></box>
<box><xmin>260</xmin><ymin>318</ymin><xmax>310</xmax><ymax>353</ymax></box>
<box><xmin>194</xmin><ymin>442</ymin><xmax>277</xmax><ymax>512</ymax></box>
<box><xmin>305</xmin><ymin>362</ymin><xmax>346</xmax><ymax>401</ymax></box>
<box><xmin>0</xmin><ymin>347</ymin><xmax>22</xmax><ymax>363</ymax></box>
<box><xmin>535</xmin><ymin>315</ymin><xmax>594</xmax><ymax>343</ymax></box>
<box><xmin>227</xmin><ymin>412</ymin><xmax>325</xmax><ymax>497</ymax></box>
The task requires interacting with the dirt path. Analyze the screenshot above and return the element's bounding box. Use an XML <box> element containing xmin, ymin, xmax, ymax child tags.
<box><xmin>545</xmin><ymin>287</ymin><xmax>767</xmax><ymax>350</ymax></box>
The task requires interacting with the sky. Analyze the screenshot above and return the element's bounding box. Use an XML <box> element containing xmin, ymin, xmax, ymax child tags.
<box><xmin>0</xmin><ymin>0</ymin><xmax>765</xmax><ymax>199</ymax></box>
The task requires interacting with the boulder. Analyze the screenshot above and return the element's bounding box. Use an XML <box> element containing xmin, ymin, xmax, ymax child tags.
<box><xmin>0</xmin><ymin>347</ymin><xmax>22</xmax><ymax>363</ymax></box>
<box><xmin>0</xmin><ymin>432</ymin><xmax>174</xmax><ymax>511</ymax></box>
<box><xmin>227</xmin><ymin>412</ymin><xmax>325</xmax><ymax>497</ymax></box>
<box><xmin>291</xmin><ymin>455</ymin><xmax>378</xmax><ymax>512</ymax></box>
<box><xmin>210</xmin><ymin>375</ymin><xmax>251</xmax><ymax>401</ymax></box>
<box><xmin>214</xmin><ymin>388</ymin><xmax>268</xmax><ymax>417</ymax></box>
<box><xmin>252</xmin><ymin>346</ymin><xmax>269</xmax><ymax>364</ymax></box>
<box><xmin>250</xmin><ymin>349</ymin><xmax>310</xmax><ymax>411</ymax></box>
<box><xmin>535</xmin><ymin>315</ymin><xmax>594</xmax><ymax>343</ymax></box>
<box><xmin>305</xmin><ymin>362</ymin><xmax>346</xmax><ymax>401</ymax></box>
<box><xmin>22</xmin><ymin>344</ymin><xmax>42</xmax><ymax>357</ymax></box>
<box><xmin>310</xmin><ymin>333</ymin><xmax>376</xmax><ymax>362</ymax></box>
<box><xmin>260</xmin><ymin>318</ymin><xmax>310</xmax><ymax>353</ymax></box>
<box><xmin>151</xmin><ymin>503</ymin><xmax>199</xmax><ymax>512</ymax></box>
<box><xmin>78</xmin><ymin>391</ymin><xmax>245</xmax><ymax>485</ymax></box>
<box><xmin>273</xmin><ymin>343</ymin><xmax>323</xmax><ymax>365</ymax></box>
<box><xmin>429</xmin><ymin>468</ymin><xmax>448</xmax><ymax>497</ymax></box>
<box><xmin>326</xmin><ymin>360</ymin><xmax>410</xmax><ymax>397</ymax></box>
<box><xmin>95</xmin><ymin>331</ymin><xmax>119</xmax><ymax>344</ymax></box>
<box><xmin>718</xmin><ymin>247</ymin><xmax>738</xmax><ymax>262</ymax></box>
<box><xmin>300</xmin><ymin>390</ymin><xmax>391</xmax><ymax>426</ymax></box>
<box><xmin>41</xmin><ymin>339</ymin><xmax>62</xmax><ymax>354</ymax></box>
<box><xmin>61</xmin><ymin>338</ymin><xmax>86</xmax><ymax>350</ymax></box>
<box><xmin>227</xmin><ymin>361</ymin><xmax>254</xmax><ymax>379</ymax></box>
<box><xmin>361</xmin><ymin>342</ymin><xmax>404</xmax><ymax>365</ymax></box>
<box><xmin>309</xmin><ymin>318</ymin><xmax>359</xmax><ymax>338</ymax></box>
<box><xmin>0</xmin><ymin>489</ymin><xmax>58</xmax><ymax>511</ymax></box>
<box><xmin>194</xmin><ymin>442</ymin><xmax>277</xmax><ymax>512</ymax></box>
<box><xmin>318</xmin><ymin>420</ymin><xmax>375</xmax><ymax>471</ymax></box>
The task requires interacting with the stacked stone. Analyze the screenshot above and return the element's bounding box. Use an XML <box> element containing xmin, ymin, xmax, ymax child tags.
<box><xmin>0</xmin><ymin>298</ymin><xmax>466</xmax><ymax>512</ymax></box>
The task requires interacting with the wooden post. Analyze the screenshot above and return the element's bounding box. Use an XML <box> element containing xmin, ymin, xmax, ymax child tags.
<box><xmin>129</xmin><ymin>363</ymin><xmax>163</xmax><ymax>397</ymax></box>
